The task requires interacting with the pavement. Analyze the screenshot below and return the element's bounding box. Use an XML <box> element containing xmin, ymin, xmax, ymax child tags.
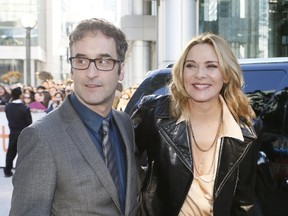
<box><xmin>0</xmin><ymin>168</ymin><xmax>13</xmax><ymax>216</ymax></box>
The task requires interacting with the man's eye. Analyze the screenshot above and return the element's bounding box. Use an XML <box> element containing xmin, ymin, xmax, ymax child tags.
<box><xmin>99</xmin><ymin>59</ymin><xmax>111</xmax><ymax>64</ymax></box>
<box><xmin>76</xmin><ymin>59</ymin><xmax>87</xmax><ymax>64</ymax></box>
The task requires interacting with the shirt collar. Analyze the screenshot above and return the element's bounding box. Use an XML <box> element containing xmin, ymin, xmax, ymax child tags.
<box><xmin>176</xmin><ymin>96</ymin><xmax>244</xmax><ymax>141</ymax></box>
<box><xmin>12</xmin><ymin>99</ymin><xmax>22</xmax><ymax>104</ymax></box>
<box><xmin>220</xmin><ymin>96</ymin><xmax>244</xmax><ymax>141</ymax></box>
<box><xmin>70</xmin><ymin>93</ymin><xmax>111</xmax><ymax>133</ymax></box>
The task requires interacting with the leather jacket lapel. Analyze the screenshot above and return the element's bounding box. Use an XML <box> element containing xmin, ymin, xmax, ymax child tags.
<box><xmin>158</xmin><ymin>120</ymin><xmax>193</xmax><ymax>172</ymax></box>
<box><xmin>215</xmin><ymin>129</ymin><xmax>256</xmax><ymax>197</ymax></box>
<box><xmin>158</xmin><ymin>117</ymin><xmax>256</xmax><ymax>199</ymax></box>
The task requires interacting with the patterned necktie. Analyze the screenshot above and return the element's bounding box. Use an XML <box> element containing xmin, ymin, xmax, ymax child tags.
<box><xmin>102</xmin><ymin>118</ymin><xmax>119</xmax><ymax>187</ymax></box>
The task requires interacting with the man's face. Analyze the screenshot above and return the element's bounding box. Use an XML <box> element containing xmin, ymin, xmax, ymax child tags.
<box><xmin>70</xmin><ymin>31</ymin><xmax>124</xmax><ymax>116</ymax></box>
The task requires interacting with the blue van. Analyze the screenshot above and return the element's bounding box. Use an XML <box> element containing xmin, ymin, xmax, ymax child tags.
<box><xmin>125</xmin><ymin>58</ymin><xmax>288</xmax><ymax>214</ymax></box>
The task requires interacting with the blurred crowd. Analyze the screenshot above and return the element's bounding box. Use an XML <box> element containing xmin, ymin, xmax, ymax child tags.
<box><xmin>0</xmin><ymin>79</ymin><xmax>74</xmax><ymax>113</ymax></box>
<box><xmin>0</xmin><ymin>79</ymin><xmax>139</xmax><ymax>113</ymax></box>
<box><xmin>113</xmin><ymin>83</ymin><xmax>138</xmax><ymax>111</ymax></box>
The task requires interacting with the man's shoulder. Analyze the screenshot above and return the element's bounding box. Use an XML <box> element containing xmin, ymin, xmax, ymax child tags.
<box><xmin>30</xmin><ymin>102</ymin><xmax>75</xmax><ymax>129</ymax></box>
<box><xmin>5</xmin><ymin>102</ymin><xmax>27</xmax><ymax>110</ymax></box>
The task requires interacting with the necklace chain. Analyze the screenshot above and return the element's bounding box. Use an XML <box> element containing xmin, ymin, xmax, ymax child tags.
<box><xmin>192</xmin><ymin>142</ymin><xmax>218</xmax><ymax>182</ymax></box>
<box><xmin>189</xmin><ymin>105</ymin><xmax>223</xmax><ymax>152</ymax></box>
<box><xmin>189</xmin><ymin>104</ymin><xmax>223</xmax><ymax>182</ymax></box>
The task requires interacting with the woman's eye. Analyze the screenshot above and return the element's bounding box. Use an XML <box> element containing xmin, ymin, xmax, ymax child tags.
<box><xmin>207</xmin><ymin>64</ymin><xmax>218</xmax><ymax>68</ymax></box>
<box><xmin>185</xmin><ymin>63</ymin><xmax>196</xmax><ymax>68</ymax></box>
<box><xmin>77</xmin><ymin>59</ymin><xmax>86</xmax><ymax>64</ymax></box>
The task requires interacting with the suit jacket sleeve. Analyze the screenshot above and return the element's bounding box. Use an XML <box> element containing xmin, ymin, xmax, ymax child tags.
<box><xmin>10</xmin><ymin>125</ymin><xmax>56</xmax><ymax>216</ymax></box>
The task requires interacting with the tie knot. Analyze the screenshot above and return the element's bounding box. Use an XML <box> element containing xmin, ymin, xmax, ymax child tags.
<box><xmin>102</xmin><ymin>118</ymin><xmax>110</xmax><ymax>133</ymax></box>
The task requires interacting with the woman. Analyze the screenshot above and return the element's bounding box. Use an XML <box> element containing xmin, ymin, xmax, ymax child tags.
<box><xmin>46</xmin><ymin>91</ymin><xmax>64</xmax><ymax>113</ymax></box>
<box><xmin>28</xmin><ymin>91</ymin><xmax>46</xmax><ymax>112</ymax></box>
<box><xmin>23</xmin><ymin>91</ymin><xmax>35</xmax><ymax>107</ymax></box>
<box><xmin>131</xmin><ymin>33</ymin><xmax>258</xmax><ymax>216</ymax></box>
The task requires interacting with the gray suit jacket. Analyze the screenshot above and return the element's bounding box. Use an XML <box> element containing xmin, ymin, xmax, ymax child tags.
<box><xmin>9</xmin><ymin>96</ymin><xmax>139</xmax><ymax>216</ymax></box>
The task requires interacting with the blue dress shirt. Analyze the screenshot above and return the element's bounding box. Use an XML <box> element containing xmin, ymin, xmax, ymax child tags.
<box><xmin>69</xmin><ymin>93</ymin><xmax>127</xmax><ymax>213</ymax></box>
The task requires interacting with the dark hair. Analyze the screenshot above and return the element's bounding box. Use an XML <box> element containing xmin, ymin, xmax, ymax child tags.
<box><xmin>54</xmin><ymin>91</ymin><xmax>64</xmax><ymax>100</ymax></box>
<box><xmin>11</xmin><ymin>87</ymin><xmax>22</xmax><ymax>100</ymax></box>
<box><xmin>69</xmin><ymin>18</ymin><xmax>128</xmax><ymax>62</ymax></box>
<box><xmin>36</xmin><ymin>85</ymin><xmax>47</xmax><ymax>91</ymax></box>
<box><xmin>42</xmin><ymin>91</ymin><xmax>51</xmax><ymax>108</ymax></box>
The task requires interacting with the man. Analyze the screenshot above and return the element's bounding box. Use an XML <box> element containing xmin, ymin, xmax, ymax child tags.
<box><xmin>10</xmin><ymin>18</ymin><xmax>139</xmax><ymax>216</ymax></box>
<box><xmin>4</xmin><ymin>87</ymin><xmax>32</xmax><ymax>177</ymax></box>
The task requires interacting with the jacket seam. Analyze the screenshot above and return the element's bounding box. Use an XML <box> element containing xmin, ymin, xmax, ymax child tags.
<box><xmin>214</xmin><ymin>139</ymin><xmax>253</xmax><ymax>197</ymax></box>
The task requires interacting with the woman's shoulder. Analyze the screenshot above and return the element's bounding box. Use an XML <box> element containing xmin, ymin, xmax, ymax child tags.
<box><xmin>239</xmin><ymin>118</ymin><xmax>258</xmax><ymax>140</ymax></box>
<box><xmin>29</xmin><ymin>101</ymin><xmax>46</xmax><ymax>110</ymax></box>
<box><xmin>138</xmin><ymin>94</ymin><xmax>170</xmax><ymax>109</ymax></box>
<box><xmin>132</xmin><ymin>94</ymin><xmax>171</xmax><ymax>121</ymax></box>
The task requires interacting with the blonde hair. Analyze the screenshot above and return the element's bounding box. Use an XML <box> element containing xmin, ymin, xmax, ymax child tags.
<box><xmin>169</xmin><ymin>32</ymin><xmax>255</xmax><ymax>125</ymax></box>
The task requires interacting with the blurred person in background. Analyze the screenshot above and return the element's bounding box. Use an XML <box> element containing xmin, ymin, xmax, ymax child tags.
<box><xmin>28</xmin><ymin>91</ymin><xmax>46</xmax><ymax>112</ymax></box>
<box><xmin>23</xmin><ymin>85</ymin><xmax>34</xmax><ymax>94</ymax></box>
<box><xmin>4</xmin><ymin>87</ymin><xmax>32</xmax><ymax>177</ymax></box>
<box><xmin>23</xmin><ymin>91</ymin><xmax>35</xmax><ymax>107</ymax></box>
<box><xmin>64</xmin><ymin>82</ymin><xmax>74</xmax><ymax>96</ymax></box>
<box><xmin>112</xmin><ymin>82</ymin><xmax>123</xmax><ymax>109</ymax></box>
<box><xmin>46</xmin><ymin>91</ymin><xmax>64</xmax><ymax>113</ymax></box>
<box><xmin>48</xmin><ymin>86</ymin><xmax>58</xmax><ymax>99</ymax></box>
<box><xmin>0</xmin><ymin>84</ymin><xmax>11</xmax><ymax>105</ymax></box>
<box><xmin>42</xmin><ymin>90</ymin><xmax>52</xmax><ymax>108</ymax></box>
<box><xmin>41</xmin><ymin>80</ymin><xmax>50</xmax><ymax>89</ymax></box>
<box><xmin>35</xmin><ymin>85</ymin><xmax>47</xmax><ymax>94</ymax></box>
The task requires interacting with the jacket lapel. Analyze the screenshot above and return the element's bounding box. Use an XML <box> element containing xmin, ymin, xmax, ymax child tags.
<box><xmin>158</xmin><ymin>119</ymin><xmax>193</xmax><ymax>172</ymax></box>
<box><xmin>214</xmin><ymin>124</ymin><xmax>257</xmax><ymax>197</ymax></box>
<box><xmin>158</xmin><ymin>119</ymin><xmax>257</xmax><ymax>194</ymax></box>
<box><xmin>112</xmin><ymin>110</ymin><xmax>137</xmax><ymax>214</ymax></box>
<box><xmin>59</xmin><ymin>99</ymin><xmax>121</xmax><ymax>210</ymax></box>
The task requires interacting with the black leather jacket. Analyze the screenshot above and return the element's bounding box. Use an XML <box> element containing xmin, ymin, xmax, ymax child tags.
<box><xmin>132</xmin><ymin>95</ymin><xmax>258</xmax><ymax>216</ymax></box>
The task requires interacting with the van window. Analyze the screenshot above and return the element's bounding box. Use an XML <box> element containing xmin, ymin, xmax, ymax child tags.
<box><xmin>243</xmin><ymin>68</ymin><xmax>288</xmax><ymax>137</ymax></box>
<box><xmin>242</xmin><ymin>69</ymin><xmax>287</xmax><ymax>93</ymax></box>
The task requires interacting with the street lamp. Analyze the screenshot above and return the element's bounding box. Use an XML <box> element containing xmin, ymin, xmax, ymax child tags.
<box><xmin>21</xmin><ymin>15</ymin><xmax>36</xmax><ymax>86</ymax></box>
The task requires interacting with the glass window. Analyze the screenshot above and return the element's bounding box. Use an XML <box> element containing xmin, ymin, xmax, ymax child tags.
<box><xmin>199</xmin><ymin>0</ymin><xmax>288</xmax><ymax>58</ymax></box>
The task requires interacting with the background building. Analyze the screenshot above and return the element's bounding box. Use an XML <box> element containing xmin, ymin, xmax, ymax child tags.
<box><xmin>0</xmin><ymin>0</ymin><xmax>287</xmax><ymax>88</ymax></box>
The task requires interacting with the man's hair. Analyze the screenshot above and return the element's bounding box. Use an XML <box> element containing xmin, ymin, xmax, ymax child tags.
<box><xmin>69</xmin><ymin>18</ymin><xmax>128</xmax><ymax>62</ymax></box>
<box><xmin>11</xmin><ymin>87</ymin><xmax>22</xmax><ymax>100</ymax></box>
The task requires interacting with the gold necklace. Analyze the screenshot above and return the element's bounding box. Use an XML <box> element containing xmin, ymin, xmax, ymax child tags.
<box><xmin>189</xmin><ymin>104</ymin><xmax>223</xmax><ymax>182</ymax></box>
<box><xmin>189</xmin><ymin>105</ymin><xmax>223</xmax><ymax>152</ymax></box>
<box><xmin>192</xmin><ymin>140</ymin><xmax>218</xmax><ymax>182</ymax></box>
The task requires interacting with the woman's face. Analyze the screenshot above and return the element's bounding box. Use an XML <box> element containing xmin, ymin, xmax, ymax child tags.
<box><xmin>35</xmin><ymin>92</ymin><xmax>44</xmax><ymax>102</ymax></box>
<box><xmin>23</xmin><ymin>93</ymin><xmax>32</xmax><ymax>104</ymax></box>
<box><xmin>183</xmin><ymin>43</ymin><xmax>225</xmax><ymax>104</ymax></box>
<box><xmin>54</xmin><ymin>93</ymin><xmax>63</xmax><ymax>101</ymax></box>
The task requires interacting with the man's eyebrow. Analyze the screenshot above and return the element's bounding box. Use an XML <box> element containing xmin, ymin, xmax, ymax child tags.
<box><xmin>74</xmin><ymin>53</ymin><xmax>87</xmax><ymax>58</ymax></box>
<box><xmin>98</xmin><ymin>53</ymin><xmax>113</xmax><ymax>58</ymax></box>
<box><xmin>73</xmin><ymin>53</ymin><xmax>114</xmax><ymax>58</ymax></box>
